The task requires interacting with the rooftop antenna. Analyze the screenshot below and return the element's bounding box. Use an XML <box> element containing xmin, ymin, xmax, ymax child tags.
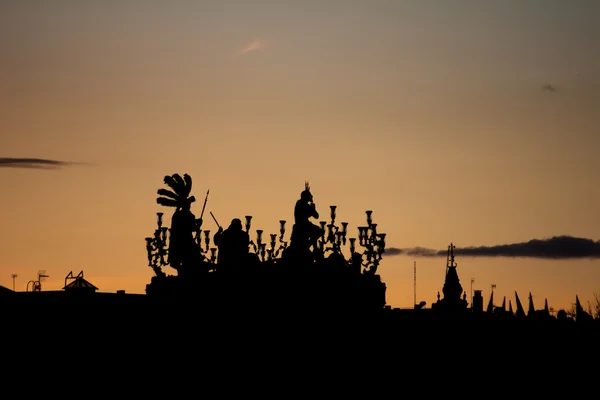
<box><xmin>11</xmin><ymin>274</ymin><xmax>18</xmax><ymax>291</ymax></box>
<box><xmin>38</xmin><ymin>270</ymin><xmax>49</xmax><ymax>291</ymax></box>
<box><xmin>27</xmin><ymin>270</ymin><xmax>49</xmax><ymax>292</ymax></box>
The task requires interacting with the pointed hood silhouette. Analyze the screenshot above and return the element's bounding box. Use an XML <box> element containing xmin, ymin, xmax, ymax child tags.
<box><xmin>515</xmin><ymin>291</ymin><xmax>526</xmax><ymax>318</ymax></box>
<box><xmin>486</xmin><ymin>290</ymin><xmax>494</xmax><ymax>313</ymax></box>
<box><xmin>528</xmin><ymin>292</ymin><xmax>535</xmax><ymax>317</ymax></box>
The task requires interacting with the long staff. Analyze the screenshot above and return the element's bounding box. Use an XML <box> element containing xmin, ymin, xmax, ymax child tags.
<box><xmin>210</xmin><ymin>211</ymin><xmax>221</xmax><ymax>229</ymax></box>
<box><xmin>200</xmin><ymin>189</ymin><xmax>209</xmax><ymax>219</ymax></box>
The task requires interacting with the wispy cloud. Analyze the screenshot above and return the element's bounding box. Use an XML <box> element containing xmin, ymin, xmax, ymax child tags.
<box><xmin>543</xmin><ymin>83</ymin><xmax>557</xmax><ymax>92</ymax></box>
<box><xmin>240</xmin><ymin>39</ymin><xmax>265</xmax><ymax>55</ymax></box>
<box><xmin>0</xmin><ymin>157</ymin><xmax>88</xmax><ymax>170</ymax></box>
<box><xmin>385</xmin><ymin>236</ymin><xmax>600</xmax><ymax>259</ymax></box>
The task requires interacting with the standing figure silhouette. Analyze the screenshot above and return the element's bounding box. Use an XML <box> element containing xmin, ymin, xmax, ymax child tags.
<box><xmin>291</xmin><ymin>182</ymin><xmax>324</xmax><ymax>253</ymax></box>
<box><xmin>156</xmin><ymin>173</ymin><xmax>203</xmax><ymax>274</ymax></box>
<box><xmin>213</xmin><ymin>218</ymin><xmax>250</xmax><ymax>272</ymax></box>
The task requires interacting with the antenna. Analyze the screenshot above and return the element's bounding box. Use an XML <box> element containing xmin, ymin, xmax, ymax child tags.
<box><xmin>36</xmin><ymin>270</ymin><xmax>49</xmax><ymax>292</ymax></box>
<box><xmin>413</xmin><ymin>261</ymin><xmax>416</xmax><ymax>308</ymax></box>
<box><xmin>11</xmin><ymin>274</ymin><xmax>18</xmax><ymax>291</ymax></box>
<box><xmin>27</xmin><ymin>272</ymin><xmax>44</xmax><ymax>292</ymax></box>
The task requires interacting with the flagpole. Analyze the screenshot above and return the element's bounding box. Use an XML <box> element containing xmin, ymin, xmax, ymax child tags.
<box><xmin>470</xmin><ymin>278</ymin><xmax>474</xmax><ymax>308</ymax></box>
<box><xmin>413</xmin><ymin>261</ymin><xmax>416</xmax><ymax>308</ymax></box>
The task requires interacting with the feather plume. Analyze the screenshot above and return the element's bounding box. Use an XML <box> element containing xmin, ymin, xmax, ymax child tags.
<box><xmin>183</xmin><ymin>174</ymin><xmax>192</xmax><ymax>197</ymax></box>
<box><xmin>157</xmin><ymin>188</ymin><xmax>179</xmax><ymax>201</ymax></box>
<box><xmin>172</xmin><ymin>174</ymin><xmax>185</xmax><ymax>192</ymax></box>
<box><xmin>157</xmin><ymin>197</ymin><xmax>180</xmax><ymax>208</ymax></box>
<box><xmin>163</xmin><ymin>175</ymin><xmax>181</xmax><ymax>193</ymax></box>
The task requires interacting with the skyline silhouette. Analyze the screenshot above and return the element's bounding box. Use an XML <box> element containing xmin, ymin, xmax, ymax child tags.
<box><xmin>3</xmin><ymin>174</ymin><xmax>598</xmax><ymax>329</ymax></box>
<box><xmin>1</xmin><ymin>1</ymin><xmax>599</xmax><ymax>311</ymax></box>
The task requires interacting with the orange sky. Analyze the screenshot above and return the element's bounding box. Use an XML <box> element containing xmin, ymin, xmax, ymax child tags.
<box><xmin>1</xmin><ymin>1</ymin><xmax>599</xmax><ymax>312</ymax></box>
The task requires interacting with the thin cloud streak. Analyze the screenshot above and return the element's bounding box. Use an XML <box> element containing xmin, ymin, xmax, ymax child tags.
<box><xmin>240</xmin><ymin>39</ymin><xmax>265</xmax><ymax>55</ymax></box>
<box><xmin>0</xmin><ymin>157</ymin><xmax>88</xmax><ymax>169</ymax></box>
<box><xmin>386</xmin><ymin>236</ymin><xmax>600</xmax><ymax>259</ymax></box>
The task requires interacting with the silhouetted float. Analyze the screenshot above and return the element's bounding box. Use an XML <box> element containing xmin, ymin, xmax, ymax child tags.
<box><xmin>144</xmin><ymin>173</ymin><xmax>387</xmax><ymax>315</ymax></box>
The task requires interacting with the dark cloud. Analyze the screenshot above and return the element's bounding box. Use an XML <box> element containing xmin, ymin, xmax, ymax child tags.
<box><xmin>542</xmin><ymin>84</ymin><xmax>557</xmax><ymax>92</ymax></box>
<box><xmin>0</xmin><ymin>157</ymin><xmax>87</xmax><ymax>169</ymax></box>
<box><xmin>385</xmin><ymin>247</ymin><xmax>442</xmax><ymax>257</ymax></box>
<box><xmin>385</xmin><ymin>236</ymin><xmax>600</xmax><ymax>259</ymax></box>
<box><xmin>383</xmin><ymin>247</ymin><xmax>403</xmax><ymax>256</ymax></box>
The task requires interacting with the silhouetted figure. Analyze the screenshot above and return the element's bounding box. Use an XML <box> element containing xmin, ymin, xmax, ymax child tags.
<box><xmin>155</xmin><ymin>173</ymin><xmax>203</xmax><ymax>275</ymax></box>
<box><xmin>557</xmin><ymin>309</ymin><xmax>568</xmax><ymax>320</ymax></box>
<box><xmin>575</xmin><ymin>295</ymin><xmax>594</xmax><ymax>323</ymax></box>
<box><xmin>351</xmin><ymin>252</ymin><xmax>363</xmax><ymax>275</ymax></box>
<box><xmin>514</xmin><ymin>291</ymin><xmax>526</xmax><ymax>318</ymax></box>
<box><xmin>168</xmin><ymin>200</ymin><xmax>202</xmax><ymax>273</ymax></box>
<box><xmin>290</xmin><ymin>182</ymin><xmax>324</xmax><ymax>255</ymax></box>
<box><xmin>472</xmin><ymin>290</ymin><xmax>483</xmax><ymax>313</ymax></box>
<box><xmin>486</xmin><ymin>290</ymin><xmax>494</xmax><ymax>313</ymax></box>
<box><xmin>214</xmin><ymin>218</ymin><xmax>250</xmax><ymax>272</ymax></box>
<box><xmin>527</xmin><ymin>292</ymin><xmax>535</xmax><ymax>317</ymax></box>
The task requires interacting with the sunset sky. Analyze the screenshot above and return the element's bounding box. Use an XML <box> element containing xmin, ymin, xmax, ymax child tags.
<box><xmin>1</xmin><ymin>1</ymin><xmax>599</xmax><ymax>312</ymax></box>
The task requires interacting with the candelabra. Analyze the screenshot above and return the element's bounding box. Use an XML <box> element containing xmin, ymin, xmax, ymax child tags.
<box><xmin>247</xmin><ymin>216</ymin><xmax>288</xmax><ymax>262</ymax></box>
<box><xmin>145</xmin><ymin>212</ymin><xmax>214</xmax><ymax>276</ymax></box>
<box><xmin>356</xmin><ymin>210</ymin><xmax>386</xmax><ymax>274</ymax></box>
<box><xmin>242</xmin><ymin>207</ymin><xmax>386</xmax><ymax>273</ymax></box>
<box><xmin>146</xmin><ymin>206</ymin><xmax>386</xmax><ymax>274</ymax></box>
<box><xmin>317</xmin><ymin>205</ymin><xmax>349</xmax><ymax>257</ymax></box>
<box><xmin>145</xmin><ymin>212</ymin><xmax>169</xmax><ymax>275</ymax></box>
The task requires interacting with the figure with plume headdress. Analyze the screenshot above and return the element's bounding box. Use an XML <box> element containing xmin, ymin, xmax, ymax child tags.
<box><xmin>156</xmin><ymin>173</ymin><xmax>203</xmax><ymax>274</ymax></box>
